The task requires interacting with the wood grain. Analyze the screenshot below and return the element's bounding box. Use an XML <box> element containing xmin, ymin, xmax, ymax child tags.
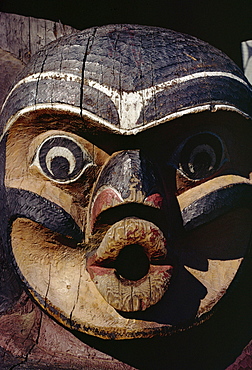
<box><xmin>1</xmin><ymin>14</ymin><xmax>252</xmax><ymax>369</ymax></box>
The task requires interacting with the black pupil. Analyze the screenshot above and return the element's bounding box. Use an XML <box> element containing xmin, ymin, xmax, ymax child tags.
<box><xmin>190</xmin><ymin>151</ymin><xmax>212</xmax><ymax>175</ymax></box>
<box><xmin>180</xmin><ymin>133</ymin><xmax>223</xmax><ymax>180</ymax></box>
<box><xmin>51</xmin><ymin>156</ymin><xmax>70</xmax><ymax>179</ymax></box>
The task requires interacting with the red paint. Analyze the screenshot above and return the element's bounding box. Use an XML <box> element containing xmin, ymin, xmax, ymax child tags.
<box><xmin>87</xmin><ymin>265</ymin><xmax>115</xmax><ymax>277</ymax></box>
<box><xmin>90</xmin><ymin>188</ymin><xmax>122</xmax><ymax>231</ymax></box>
<box><xmin>144</xmin><ymin>193</ymin><xmax>163</xmax><ymax>208</ymax></box>
<box><xmin>126</xmin><ymin>227</ymin><xmax>146</xmax><ymax>240</ymax></box>
<box><xmin>90</xmin><ymin>190</ymin><xmax>163</xmax><ymax>233</ymax></box>
<box><xmin>149</xmin><ymin>265</ymin><xmax>173</xmax><ymax>277</ymax></box>
<box><xmin>149</xmin><ymin>226</ymin><xmax>166</xmax><ymax>245</ymax></box>
<box><xmin>87</xmin><ymin>253</ymin><xmax>173</xmax><ymax>282</ymax></box>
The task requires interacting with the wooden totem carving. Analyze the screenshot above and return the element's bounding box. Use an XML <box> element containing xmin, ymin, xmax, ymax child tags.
<box><xmin>1</xmin><ymin>13</ymin><xmax>252</xmax><ymax>369</ymax></box>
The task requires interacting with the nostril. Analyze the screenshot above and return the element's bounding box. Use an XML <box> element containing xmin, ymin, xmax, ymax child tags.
<box><xmin>114</xmin><ymin>244</ymin><xmax>150</xmax><ymax>281</ymax></box>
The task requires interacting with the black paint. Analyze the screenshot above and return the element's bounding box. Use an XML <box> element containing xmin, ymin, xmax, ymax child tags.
<box><xmin>179</xmin><ymin>132</ymin><xmax>224</xmax><ymax>180</ymax></box>
<box><xmin>37</xmin><ymin>135</ymin><xmax>92</xmax><ymax>182</ymax></box>
<box><xmin>6</xmin><ymin>187</ymin><xmax>83</xmax><ymax>242</ymax></box>
<box><xmin>93</xmin><ymin>150</ymin><xmax>162</xmax><ymax>199</ymax></box>
<box><xmin>182</xmin><ymin>183</ymin><xmax>252</xmax><ymax>230</ymax></box>
<box><xmin>1</xmin><ymin>25</ymin><xmax>252</xmax><ymax>134</ymax></box>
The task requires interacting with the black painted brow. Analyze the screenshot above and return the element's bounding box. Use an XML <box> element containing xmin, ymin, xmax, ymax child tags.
<box><xmin>6</xmin><ymin>187</ymin><xmax>83</xmax><ymax>242</ymax></box>
<box><xmin>182</xmin><ymin>183</ymin><xmax>252</xmax><ymax>231</ymax></box>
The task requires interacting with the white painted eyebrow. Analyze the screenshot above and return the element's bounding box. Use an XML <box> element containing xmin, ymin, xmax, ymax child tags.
<box><xmin>1</xmin><ymin>70</ymin><xmax>250</xmax><ymax>137</ymax></box>
<box><xmin>1</xmin><ymin>102</ymin><xmax>248</xmax><ymax>142</ymax></box>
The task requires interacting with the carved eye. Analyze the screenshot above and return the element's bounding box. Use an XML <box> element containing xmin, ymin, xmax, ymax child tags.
<box><xmin>179</xmin><ymin>133</ymin><xmax>224</xmax><ymax>180</ymax></box>
<box><xmin>33</xmin><ymin>135</ymin><xmax>93</xmax><ymax>183</ymax></box>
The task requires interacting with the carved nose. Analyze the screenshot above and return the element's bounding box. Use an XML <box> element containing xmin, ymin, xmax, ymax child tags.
<box><xmin>87</xmin><ymin>150</ymin><xmax>165</xmax><ymax>236</ymax></box>
<box><xmin>85</xmin><ymin>150</ymin><xmax>181</xmax><ymax>312</ymax></box>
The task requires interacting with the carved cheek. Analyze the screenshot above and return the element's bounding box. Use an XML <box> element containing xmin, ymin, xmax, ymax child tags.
<box><xmin>176</xmin><ymin>206</ymin><xmax>252</xmax><ymax>317</ymax></box>
<box><xmin>5</xmin><ymin>129</ymin><xmax>96</xmax><ymax>229</ymax></box>
<box><xmin>10</xmin><ymin>218</ymin><xmax>173</xmax><ymax>339</ymax></box>
<box><xmin>4</xmin><ymin>132</ymin><xmax>101</xmax><ymax>331</ymax></box>
<box><xmin>10</xmin><ymin>219</ymin><xmax>137</xmax><ymax>337</ymax></box>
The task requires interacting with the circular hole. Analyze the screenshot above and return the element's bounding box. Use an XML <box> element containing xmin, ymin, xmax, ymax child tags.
<box><xmin>114</xmin><ymin>244</ymin><xmax>150</xmax><ymax>281</ymax></box>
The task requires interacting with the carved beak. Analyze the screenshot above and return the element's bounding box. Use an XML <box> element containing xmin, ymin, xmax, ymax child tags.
<box><xmin>86</xmin><ymin>150</ymin><xmax>176</xmax><ymax>312</ymax></box>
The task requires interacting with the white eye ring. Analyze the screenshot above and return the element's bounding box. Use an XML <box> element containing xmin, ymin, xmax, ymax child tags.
<box><xmin>31</xmin><ymin>134</ymin><xmax>94</xmax><ymax>184</ymax></box>
<box><xmin>175</xmin><ymin>132</ymin><xmax>224</xmax><ymax>181</ymax></box>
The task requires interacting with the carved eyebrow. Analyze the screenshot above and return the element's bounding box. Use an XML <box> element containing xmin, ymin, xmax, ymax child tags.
<box><xmin>181</xmin><ymin>183</ymin><xmax>252</xmax><ymax>231</ymax></box>
<box><xmin>3</xmin><ymin>70</ymin><xmax>249</xmax><ymax>109</ymax></box>
<box><xmin>1</xmin><ymin>71</ymin><xmax>251</xmax><ymax>138</ymax></box>
<box><xmin>88</xmin><ymin>72</ymin><xmax>251</xmax><ymax>129</ymax></box>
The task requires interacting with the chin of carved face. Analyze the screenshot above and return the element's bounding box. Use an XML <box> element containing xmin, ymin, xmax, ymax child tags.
<box><xmin>3</xmin><ymin>111</ymin><xmax>252</xmax><ymax>339</ymax></box>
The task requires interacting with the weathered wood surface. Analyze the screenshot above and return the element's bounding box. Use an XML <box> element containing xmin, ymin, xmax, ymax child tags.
<box><xmin>242</xmin><ymin>40</ymin><xmax>252</xmax><ymax>85</ymax></box>
<box><xmin>0</xmin><ymin>292</ymin><xmax>134</xmax><ymax>369</ymax></box>
<box><xmin>0</xmin><ymin>12</ymin><xmax>77</xmax><ymax>64</ymax></box>
<box><xmin>87</xmin><ymin>217</ymin><xmax>172</xmax><ymax>312</ymax></box>
<box><xmin>0</xmin><ymin>12</ymin><xmax>77</xmax><ymax>107</ymax></box>
<box><xmin>0</xmin><ymin>12</ymin><xmax>252</xmax><ymax>370</ymax></box>
<box><xmin>0</xmin><ymin>12</ymin><xmax>133</xmax><ymax>369</ymax></box>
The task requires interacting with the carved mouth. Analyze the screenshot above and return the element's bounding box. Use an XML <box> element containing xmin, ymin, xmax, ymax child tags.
<box><xmin>86</xmin><ymin>217</ymin><xmax>173</xmax><ymax>312</ymax></box>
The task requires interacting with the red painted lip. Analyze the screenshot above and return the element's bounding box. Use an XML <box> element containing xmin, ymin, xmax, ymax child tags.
<box><xmin>87</xmin><ymin>264</ymin><xmax>173</xmax><ymax>282</ymax></box>
<box><xmin>86</xmin><ymin>218</ymin><xmax>173</xmax><ymax>312</ymax></box>
<box><xmin>87</xmin><ymin>217</ymin><xmax>168</xmax><ymax>266</ymax></box>
<box><xmin>87</xmin><ymin>258</ymin><xmax>173</xmax><ymax>312</ymax></box>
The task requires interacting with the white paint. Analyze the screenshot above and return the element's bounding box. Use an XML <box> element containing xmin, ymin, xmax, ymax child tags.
<box><xmin>88</xmin><ymin>80</ymin><xmax>154</xmax><ymax>129</ymax></box>
<box><xmin>46</xmin><ymin>146</ymin><xmax>76</xmax><ymax>175</ymax></box>
<box><xmin>122</xmin><ymin>157</ymin><xmax>132</xmax><ymax>174</ymax></box>
<box><xmin>0</xmin><ymin>72</ymin><xmax>82</xmax><ymax>115</ymax></box>
<box><xmin>30</xmin><ymin>132</ymin><xmax>94</xmax><ymax>184</ymax></box>
<box><xmin>1</xmin><ymin>102</ymin><xmax>249</xmax><ymax>143</ymax></box>
<box><xmin>1</xmin><ymin>70</ymin><xmax>250</xmax><ymax>131</ymax></box>
<box><xmin>88</xmin><ymin>71</ymin><xmax>251</xmax><ymax>129</ymax></box>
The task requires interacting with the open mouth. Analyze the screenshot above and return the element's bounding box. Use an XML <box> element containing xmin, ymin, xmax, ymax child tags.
<box><xmin>86</xmin><ymin>217</ymin><xmax>173</xmax><ymax>312</ymax></box>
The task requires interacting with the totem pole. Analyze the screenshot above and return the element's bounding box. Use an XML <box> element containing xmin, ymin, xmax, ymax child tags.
<box><xmin>0</xmin><ymin>13</ymin><xmax>252</xmax><ymax>369</ymax></box>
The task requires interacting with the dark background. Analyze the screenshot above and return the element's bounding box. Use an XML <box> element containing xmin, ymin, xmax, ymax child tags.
<box><xmin>0</xmin><ymin>0</ymin><xmax>252</xmax><ymax>69</ymax></box>
<box><xmin>0</xmin><ymin>1</ymin><xmax>252</xmax><ymax>369</ymax></box>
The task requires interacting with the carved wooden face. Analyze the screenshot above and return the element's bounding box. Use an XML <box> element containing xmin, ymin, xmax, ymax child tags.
<box><xmin>1</xmin><ymin>25</ymin><xmax>252</xmax><ymax>339</ymax></box>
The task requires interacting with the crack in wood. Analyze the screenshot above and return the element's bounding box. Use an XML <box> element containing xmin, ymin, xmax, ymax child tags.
<box><xmin>80</xmin><ymin>28</ymin><xmax>97</xmax><ymax>120</ymax></box>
